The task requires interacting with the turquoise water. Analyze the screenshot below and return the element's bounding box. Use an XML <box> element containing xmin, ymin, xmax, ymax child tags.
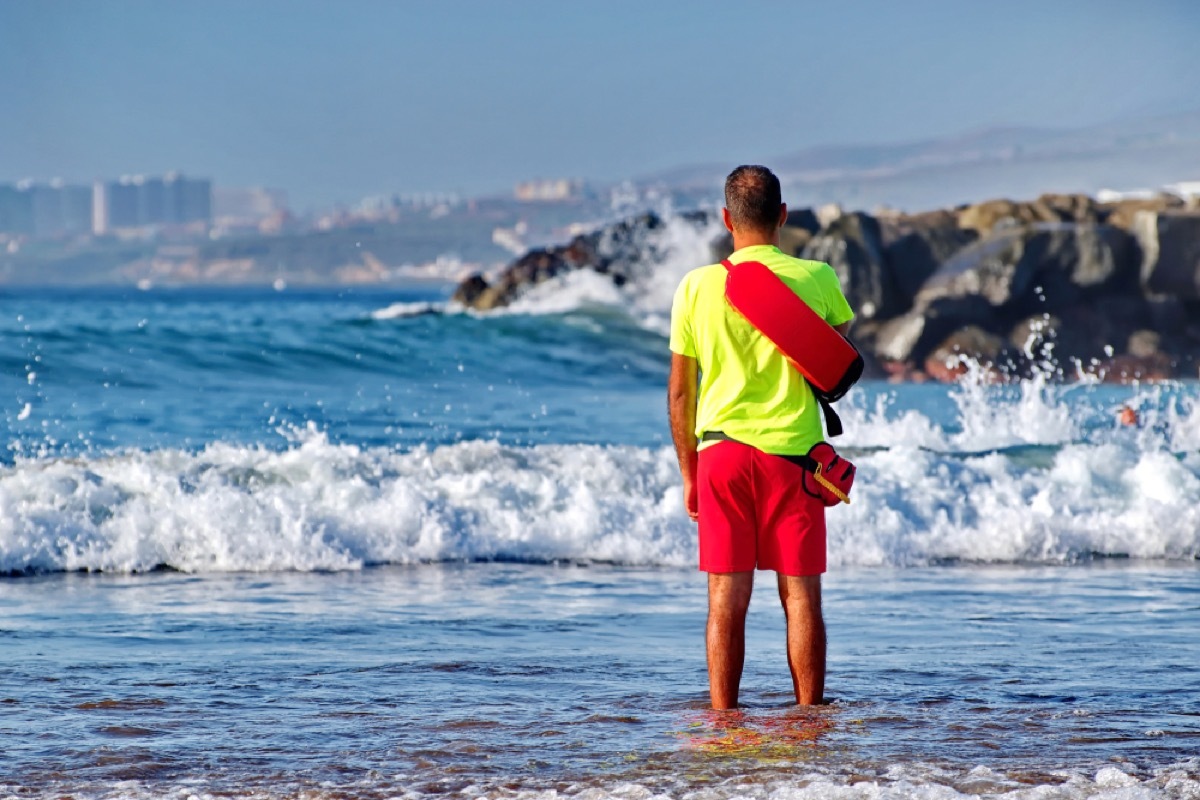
<box><xmin>2</xmin><ymin>286</ymin><xmax>1199</xmax><ymax>798</ymax></box>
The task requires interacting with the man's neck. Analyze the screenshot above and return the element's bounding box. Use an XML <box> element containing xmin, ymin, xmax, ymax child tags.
<box><xmin>731</xmin><ymin>230</ymin><xmax>779</xmax><ymax>251</ymax></box>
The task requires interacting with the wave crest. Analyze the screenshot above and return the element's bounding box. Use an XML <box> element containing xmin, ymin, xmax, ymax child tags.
<box><xmin>3</xmin><ymin>419</ymin><xmax>1198</xmax><ymax>575</ymax></box>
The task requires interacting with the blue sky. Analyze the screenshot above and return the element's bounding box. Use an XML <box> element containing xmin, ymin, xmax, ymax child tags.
<box><xmin>1</xmin><ymin>0</ymin><xmax>1196</xmax><ymax>209</ymax></box>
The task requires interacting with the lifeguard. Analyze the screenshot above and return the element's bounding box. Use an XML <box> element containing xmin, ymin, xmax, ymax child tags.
<box><xmin>668</xmin><ymin>165</ymin><xmax>856</xmax><ymax>709</ymax></box>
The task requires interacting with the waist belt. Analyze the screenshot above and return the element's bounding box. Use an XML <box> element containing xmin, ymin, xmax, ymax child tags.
<box><xmin>701</xmin><ymin>430</ymin><xmax>854</xmax><ymax>505</ymax></box>
<box><xmin>701</xmin><ymin>430</ymin><xmax>817</xmax><ymax>472</ymax></box>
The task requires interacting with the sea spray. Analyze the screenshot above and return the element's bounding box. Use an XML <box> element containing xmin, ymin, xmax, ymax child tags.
<box><xmin>946</xmin><ymin>358</ymin><xmax>1079</xmax><ymax>450</ymax></box>
<box><xmin>3</xmin><ymin>411</ymin><xmax>1198</xmax><ymax>574</ymax></box>
<box><xmin>501</xmin><ymin>208</ymin><xmax>726</xmax><ymax>333</ymax></box>
<box><xmin>373</xmin><ymin>207</ymin><xmax>724</xmax><ymax>327</ymax></box>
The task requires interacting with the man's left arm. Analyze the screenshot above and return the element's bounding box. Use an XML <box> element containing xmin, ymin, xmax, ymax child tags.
<box><xmin>668</xmin><ymin>352</ymin><xmax>699</xmax><ymax>522</ymax></box>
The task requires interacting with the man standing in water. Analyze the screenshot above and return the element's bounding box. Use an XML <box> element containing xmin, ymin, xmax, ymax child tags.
<box><xmin>668</xmin><ymin>165</ymin><xmax>854</xmax><ymax>709</ymax></box>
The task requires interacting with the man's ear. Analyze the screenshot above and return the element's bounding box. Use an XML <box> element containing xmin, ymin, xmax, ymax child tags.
<box><xmin>721</xmin><ymin>207</ymin><xmax>735</xmax><ymax>234</ymax></box>
<box><xmin>779</xmin><ymin>203</ymin><xmax>788</xmax><ymax>228</ymax></box>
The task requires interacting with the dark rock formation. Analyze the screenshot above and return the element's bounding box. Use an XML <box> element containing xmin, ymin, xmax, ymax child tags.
<box><xmin>873</xmin><ymin>295</ymin><xmax>997</xmax><ymax>365</ymax></box>
<box><xmin>956</xmin><ymin>193</ymin><xmax>1105</xmax><ymax>235</ymax></box>
<box><xmin>881</xmin><ymin>211</ymin><xmax>977</xmax><ymax>311</ymax></box>
<box><xmin>801</xmin><ymin>212</ymin><xmax>898</xmax><ymax>320</ymax></box>
<box><xmin>452</xmin><ymin>190</ymin><xmax>1200</xmax><ymax>382</ymax></box>
<box><xmin>1095</xmin><ymin>353</ymin><xmax>1175</xmax><ymax>383</ymax></box>
<box><xmin>451</xmin><ymin>274</ymin><xmax>491</xmax><ymax>307</ymax></box>
<box><xmin>1037</xmin><ymin>193</ymin><xmax>1102</xmax><ymax>224</ymax></box>
<box><xmin>778</xmin><ymin>226</ymin><xmax>813</xmax><ymax>257</ymax></box>
<box><xmin>785</xmin><ymin>208</ymin><xmax>821</xmax><ymax>234</ymax></box>
<box><xmin>1135</xmin><ymin>211</ymin><xmax>1200</xmax><ymax>298</ymax></box>
<box><xmin>924</xmin><ymin>325</ymin><xmax>1009</xmax><ymax>381</ymax></box>
<box><xmin>914</xmin><ymin>223</ymin><xmax>1138</xmax><ymax>318</ymax></box>
<box><xmin>453</xmin><ymin>211</ymin><xmax>679</xmax><ymax>310</ymax></box>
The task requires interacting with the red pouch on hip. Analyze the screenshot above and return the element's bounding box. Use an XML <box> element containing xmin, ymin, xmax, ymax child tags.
<box><xmin>801</xmin><ymin>442</ymin><xmax>856</xmax><ymax>506</ymax></box>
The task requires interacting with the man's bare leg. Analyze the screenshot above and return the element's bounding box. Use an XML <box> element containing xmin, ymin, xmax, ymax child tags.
<box><xmin>707</xmin><ymin>571</ymin><xmax>754</xmax><ymax>710</ymax></box>
<box><xmin>777</xmin><ymin>573</ymin><xmax>825</xmax><ymax>705</ymax></box>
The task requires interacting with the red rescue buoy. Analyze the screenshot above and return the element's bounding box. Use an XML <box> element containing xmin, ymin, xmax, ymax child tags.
<box><xmin>721</xmin><ymin>259</ymin><xmax>862</xmax><ymax>401</ymax></box>
<box><xmin>721</xmin><ymin>259</ymin><xmax>863</xmax><ymax>436</ymax></box>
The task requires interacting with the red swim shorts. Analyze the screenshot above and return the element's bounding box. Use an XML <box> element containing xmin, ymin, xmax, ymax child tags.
<box><xmin>697</xmin><ymin>439</ymin><xmax>827</xmax><ymax>576</ymax></box>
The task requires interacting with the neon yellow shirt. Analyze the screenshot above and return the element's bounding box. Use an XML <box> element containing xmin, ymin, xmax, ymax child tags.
<box><xmin>669</xmin><ymin>244</ymin><xmax>854</xmax><ymax>455</ymax></box>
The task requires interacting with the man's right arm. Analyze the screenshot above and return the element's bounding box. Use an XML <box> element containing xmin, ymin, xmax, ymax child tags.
<box><xmin>668</xmin><ymin>352</ymin><xmax>699</xmax><ymax>522</ymax></box>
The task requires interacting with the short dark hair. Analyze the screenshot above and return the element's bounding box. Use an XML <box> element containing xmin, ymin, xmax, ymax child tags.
<box><xmin>724</xmin><ymin>165</ymin><xmax>782</xmax><ymax>232</ymax></box>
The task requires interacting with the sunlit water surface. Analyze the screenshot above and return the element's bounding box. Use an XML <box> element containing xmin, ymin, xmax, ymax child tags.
<box><xmin>2</xmin><ymin>563</ymin><xmax>1198</xmax><ymax>799</ymax></box>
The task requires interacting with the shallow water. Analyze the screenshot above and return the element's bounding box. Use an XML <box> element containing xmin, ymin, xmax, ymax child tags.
<box><xmin>3</xmin><ymin>233</ymin><xmax>1200</xmax><ymax>799</ymax></box>
<box><xmin>2</xmin><ymin>562</ymin><xmax>1198</xmax><ymax>798</ymax></box>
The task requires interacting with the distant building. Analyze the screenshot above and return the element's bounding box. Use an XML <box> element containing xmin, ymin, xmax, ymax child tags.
<box><xmin>0</xmin><ymin>184</ymin><xmax>34</xmax><ymax>236</ymax></box>
<box><xmin>91</xmin><ymin>181</ymin><xmax>109</xmax><ymax>234</ymax></box>
<box><xmin>100</xmin><ymin>177</ymin><xmax>141</xmax><ymax>230</ymax></box>
<box><xmin>30</xmin><ymin>183</ymin><xmax>65</xmax><ymax>235</ymax></box>
<box><xmin>33</xmin><ymin>181</ymin><xmax>93</xmax><ymax>236</ymax></box>
<box><xmin>513</xmin><ymin>178</ymin><xmax>584</xmax><ymax>202</ymax></box>
<box><xmin>92</xmin><ymin>173</ymin><xmax>212</xmax><ymax>234</ymax></box>
<box><xmin>0</xmin><ymin>180</ymin><xmax>94</xmax><ymax>238</ymax></box>
<box><xmin>0</xmin><ymin>173</ymin><xmax>212</xmax><ymax>238</ymax></box>
<box><xmin>60</xmin><ymin>183</ymin><xmax>93</xmax><ymax>234</ymax></box>
<box><xmin>393</xmin><ymin>191</ymin><xmax>461</xmax><ymax>209</ymax></box>
<box><xmin>137</xmin><ymin>175</ymin><xmax>167</xmax><ymax>225</ymax></box>
<box><xmin>171</xmin><ymin>174</ymin><xmax>212</xmax><ymax>224</ymax></box>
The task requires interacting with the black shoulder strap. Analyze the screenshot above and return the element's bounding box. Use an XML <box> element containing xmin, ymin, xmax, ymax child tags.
<box><xmin>818</xmin><ymin>396</ymin><xmax>844</xmax><ymax>438</ymax></box>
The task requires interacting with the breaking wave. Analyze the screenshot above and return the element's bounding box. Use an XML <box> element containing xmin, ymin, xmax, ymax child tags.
<box><xmin>3</xmin><ymin>383</ymin><xmax>1198</xmax><ymax>574</ymax></box>
<box><xmin>369</xmin><ymin>209</ymin><xmax>726</xmax><ymax>335</ymax></box>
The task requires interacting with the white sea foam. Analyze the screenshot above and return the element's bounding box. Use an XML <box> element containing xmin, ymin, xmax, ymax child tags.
<box><xmin>369</xmin><ymin>300</ymin><xmax>450</xmax><ymax>319</ymax></box>
<box><xmin>836</xmin><ymin>441</ymin><xmax>1200</xmax><ymax>566</ymax></box>
<box><xmin>0</xmin><ymin>428</ymin><xmax>690</xmax><ymax>574</ymax></box>
<box><xmin>836</xmin><ymin>362</ymin><xmax>1084</xmax><ymax>453</ymax></box>
<box><xmin>506</xmin><ymin>270</ymin><xmax>630</xmax><ymax>315</ymax></box>
<box><xmin>2</xmin><ymin>401</ymin><xmax>1198</xmax><ymax>575</ymax></box>
<box><xmin>476</xmin><ymin>209</ymin><xmax>726</xmax><ymax>333</ymax></box>
<box><xmin>608</xmin><ymin>762</ymin><xmax>1200</xmax><ymax>800</ymax></box>
<box><xmin>8</xmin><ymin>760</ymin><xmax>1196</xmax><ymax>800</ymax></box>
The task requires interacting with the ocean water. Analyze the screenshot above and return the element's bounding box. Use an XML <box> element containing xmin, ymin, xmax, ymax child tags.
<box><xmin>2</xmin><ymin>229</ymin><xmax>1200</xmax><ymax>799</ymax></box>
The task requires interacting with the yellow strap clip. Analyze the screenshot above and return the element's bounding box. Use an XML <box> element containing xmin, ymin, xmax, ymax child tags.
<box><xmin>813</xmin><ymin>463</ymin><xmax>851</xmax><ymax>505</ymax></box>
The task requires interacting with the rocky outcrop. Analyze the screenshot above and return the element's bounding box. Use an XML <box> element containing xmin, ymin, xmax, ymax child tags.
<box><xmin>880</xmin><ymin>211</ymin><xmax>977</xmax><ymax>310</ymax></box>
<box><xmin>453</xmin><ymin>191</ymin><xmax>1200</xmax><ymax>382</ymax></box>
<box><xmin>913</xmin><ymin>223</ymin><xmax>1138</xmax><ymax>313</ymax></box>
<box><xmin>1101</xmin><ymin>193</ymin><xmax>1186</xmax><ymax>231</ymax></box>
<box><xmin>957</xmin><ymin>198</ymin><xmax>1059</xmax><ymax>235</ymax></box>
<box><xmin>873</xmin><ymin>295</ymin><xmax>997</xmax><ymax>364</ymax></box>
<box><xmin>452</xmin><ymin>212</ymin><xmax>674</xmax><ymax>310</ymax></box>
<box><xmin>801</xmin><ymin>212</ymin><xmax>899</xmax><ymax>320</ymax></box>
<box><xmin>1135</xmin><ymin>211</ymin><xmax>1200</xmax><ymax>298</ymax></box>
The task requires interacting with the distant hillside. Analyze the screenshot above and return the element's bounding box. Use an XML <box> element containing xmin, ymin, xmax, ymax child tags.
<box><xmin>645</xmin><ymin>109</ymin><xmax>1200</xmax><ymax>211</ymax></box>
